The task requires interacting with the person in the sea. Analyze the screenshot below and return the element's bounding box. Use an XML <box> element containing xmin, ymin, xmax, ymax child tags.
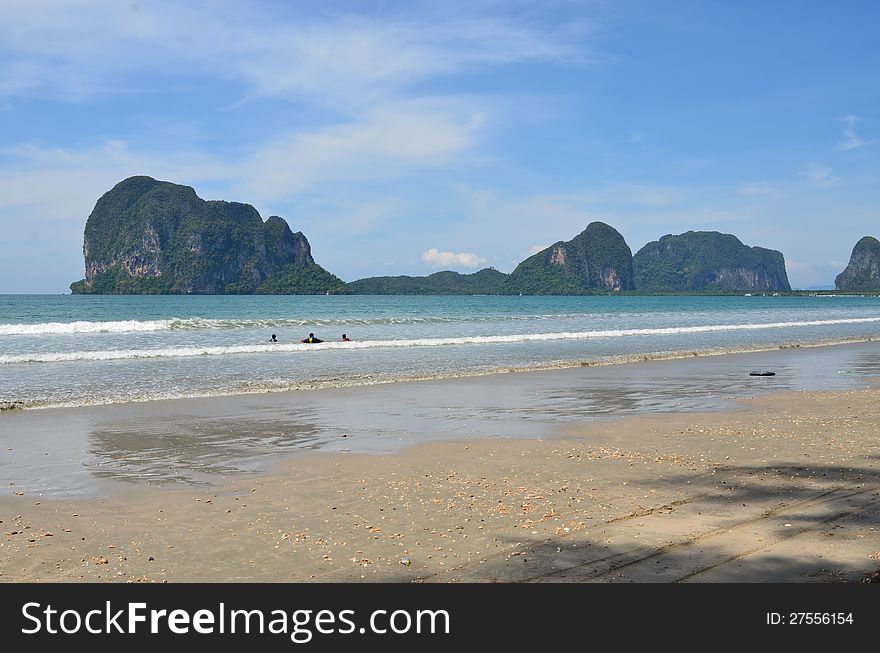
<box><xmin>301</xmin><ymin>333</ymin><xmax>323</xmax><ymax>343</ymax></box>
<box><xmin>341</xmin><ymin>334</ymin><xmax>351</xmax><ymax>341</ymax></box>
<box><xmin>270</xmin><ymin>334</ymin><xmax>278</xmax><ymax>343</ymax></box>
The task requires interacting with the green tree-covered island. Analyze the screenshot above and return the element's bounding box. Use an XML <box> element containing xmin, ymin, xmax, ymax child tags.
<box><xmin>72</xmin><ymin>176</ymin><xmax>876</xmax><ymax>295</ymax></box>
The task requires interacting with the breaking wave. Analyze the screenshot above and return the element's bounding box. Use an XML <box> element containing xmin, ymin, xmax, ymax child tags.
<box><xmin>4</xmin><ymin>316</ymin><xmax>880</xmax><ymax>364</ymax></box>
<box><xmin>0</xmin><ymin>313</ymin><xmax>609</xmax><ymax>335</ymax></box>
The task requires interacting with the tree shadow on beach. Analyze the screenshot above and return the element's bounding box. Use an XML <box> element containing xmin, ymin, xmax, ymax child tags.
<box><xmin>409</xmin><ymin>458</ymin><xmax>880</xmax><ymax>584</ymax></box>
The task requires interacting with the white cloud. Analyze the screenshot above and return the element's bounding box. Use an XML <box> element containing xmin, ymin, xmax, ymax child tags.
<box><xmin>0</xmin><ymin>96</ymin><xmax>485</xmax><ymax>221</ymax></box>
<box><xmin>233</xmin><ymin>15</ymin><xmax>586</xmax><ymax>107</ymax></box>
<box><xmin>240</xmin><ymin>99</ymin><xmax>486</xmax><ymax>201</ymax></box>
<box><xmin>798</xmin><ymin>163</ymin><xmax>839</xmax><ymax>187</ymax></box>
<box><xmin>0</xmin><ymin>0</ymin><xmax>598</xmax><ymax>291</ymax></box>
<box><xmin>838</xmin><ymin>114</ymin><xmax>872</xmax><ymax>151</ymax></box>
<box><xmin>422</xmin><ymin>248</ymin><xmax>487</xmax><ymax>269</ymax></box>
<box><xmin>0</xmin><ymin>140</ymin><xmax>225</xmax><ymax>222</ymax></box>
<box><xmin>528</xmin><ymin>244</ymin><xmax>549</xmax><ymax>255</ymax></box>
<box><xmin>0</xmin><ymin>0</ymin><xmax>587</xmax><ymax>106</ymax></box>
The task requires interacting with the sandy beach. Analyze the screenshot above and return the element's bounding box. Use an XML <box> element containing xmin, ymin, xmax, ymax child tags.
<box><xmin>2</xmin><ymin>343</ymin><xmax>880</xmax><ymax>583</ymax></box>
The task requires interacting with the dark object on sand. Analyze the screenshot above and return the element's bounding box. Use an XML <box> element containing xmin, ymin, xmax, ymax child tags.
<box><xmin>749</xmin><ymin>371</ymin><xmax>776</xmax><ymax>376</ymax></box>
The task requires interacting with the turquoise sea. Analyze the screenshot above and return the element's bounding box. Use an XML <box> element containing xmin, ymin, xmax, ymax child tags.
<box><xmin>1</xmin><ymin>293</ymin><xmax>880</xmax><ymax>409</ymax></box>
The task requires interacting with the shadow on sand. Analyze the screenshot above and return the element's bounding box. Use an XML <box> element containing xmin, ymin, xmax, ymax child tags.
<box><xmin>407</xmin><ymin>459</ymin><xmax>880</xmax><ymax>583</ymax></box>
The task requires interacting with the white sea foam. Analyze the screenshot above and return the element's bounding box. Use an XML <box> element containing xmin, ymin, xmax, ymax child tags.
<box><xmin>3</xmin><ymin>316</ymin><xmax>880</xmax><ymax>365</ymax></box>
<box><xmin>0</xmin><ymin>319</ymin><xmax>176</xmax><ymax>335</ymax></box>
<box><xmin>0</xmin><ymin>313</ymin><xmax>596</xmax><ymax>335</ymax></box>
<box><xmin>8</xmin><ymin>335</ymin><xmax>877</xmax><ymax>411</ymax></box>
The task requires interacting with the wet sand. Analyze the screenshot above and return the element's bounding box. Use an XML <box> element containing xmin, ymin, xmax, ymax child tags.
<box><xmin>3</xmin><ymin>340</ymin><xmax>880</xmax><ymax>499</ymax></box>
<box><xmin>2</xmin><ymin>377</ymin><xmax>880</xmax><ymax>582</ymax></box>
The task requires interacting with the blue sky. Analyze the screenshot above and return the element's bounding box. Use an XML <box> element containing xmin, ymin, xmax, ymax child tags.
<box><xmin>1</xmin><ymin>0</ymin><xmax>878</xmax><ymax>292</ymax></box>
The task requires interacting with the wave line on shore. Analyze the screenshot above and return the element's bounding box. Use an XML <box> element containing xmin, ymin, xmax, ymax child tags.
<box><xmin>5</xmin><ymin>336</ymin><xmax>877</xmax><ymax>410</ymax></box>
<box><xmin>3</xmin><ymin>316</ymin><xmax>880</xmax><ymax>364</ymax></box>
<box><xmin>0</xmin><ymin>312</ymin><xmax>614</xmax><ymax>335</ymax></box>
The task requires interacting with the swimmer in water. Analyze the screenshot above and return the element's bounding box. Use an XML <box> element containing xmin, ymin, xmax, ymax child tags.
<box><xmin>342</xmin><ymin>334</ymin><xmax>351</xmax><ymax>341</ymax></box>
<box><xmin>301</xmin><ymin>332</ymin><xmax>323</xmax><ymax>343</ymax></box>
<box><xmin>270</xmin><ymin>334</ymin><xmax>278</xmax><ymax>342</ymax></box>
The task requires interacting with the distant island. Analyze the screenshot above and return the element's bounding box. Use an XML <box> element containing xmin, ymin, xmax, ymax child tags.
<box><xmin>349</xmin><ymin>223</ymin><xmax>635</xmax><ymax>295</ymax></box>
<box><xmin>504</xmin><ymin>222</ymin><xmax>634</xmax><ymax>294</ymax></box>
<box><xmin>633</xmin><ymin>231</ymin><xmax>790</xmax><ymax>293</ymax></box>
<box><xmin>70</xmin><ymin>176</ymin><xmax>345</xmax><ymax>295</ymax></box>
<box><xmin>72</xmin><ymin>176</ymin><xmax>872</xmax><ymax>295</ymax></box>
<box><xmin>347</xmin><ymin>268</ymin><xmax>508</xmax><ymax>295</ymax></box>
<box><xmin>835</xmin><ymin>236</ymin><xmax>880</xmax><ymax>292</ymax></box>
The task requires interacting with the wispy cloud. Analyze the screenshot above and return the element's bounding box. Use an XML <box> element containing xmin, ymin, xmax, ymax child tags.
<box><xmin>0</xmin><ymin>95</ymin><xmax>486</xmax><ymax>218</ymax></box>
<box><xmin>0</xmin><ymin>0</ymin><xmax>587</xmax><ymax>106</ymax></box>
<box><xmin>0</xmin><ymin>140</ymin><xmax>225</xmax><ymax>220</ymax></box>
<box><xmin>798</xmin><ymin>163</ymin><xmax>839</xmax><ymax>187</ymax></box>
<box><xmin>422</xmin><ymin>248</ymin><xmax>487</xmax><ymax>269</ymax></box>
<box><xmin>837</xmin><ymin>114</ymin><xmax>872</xmax><ymax>151</ymax></box>
<box><xmin>528</xmin><ymin>244</ymin><xmax>549</xmax><ymax>255</ymax></box>
<box><xmin>240</xmin><ymin>99</ymin><xmax>486</xmax><ymax>202</ymax></box>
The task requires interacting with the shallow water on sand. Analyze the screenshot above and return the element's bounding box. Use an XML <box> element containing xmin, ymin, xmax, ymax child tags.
<box><xmin>3</xmin><ymin>341</ymin><xmax>879</xmax><ymax>498</ymax></box>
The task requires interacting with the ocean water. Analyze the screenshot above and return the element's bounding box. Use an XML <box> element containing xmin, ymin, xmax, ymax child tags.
<box><xmin>1</xmin><ymin>293</ymin><xmax>880</xmax><ymax>410</ymax></box>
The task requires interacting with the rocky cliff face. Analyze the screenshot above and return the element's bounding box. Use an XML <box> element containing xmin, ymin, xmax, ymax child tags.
<box><xmin>70</xmin><ymin>176</ymin><xmax>344</xmax><ymax>294</ymax></box>
<box><xmin>503</xmin><ymin>222</ymin><xmax>635</xmax><ymax>294</ymax></box>
<box><xmin>633</xmin><ymin>231</ymin><xmax>790</xmax><ymax>292</ymax></box>
<box><xmin>835</xmin><ymin>236</ymin><xmax>880</xmax><ymax>291</ymax></box>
